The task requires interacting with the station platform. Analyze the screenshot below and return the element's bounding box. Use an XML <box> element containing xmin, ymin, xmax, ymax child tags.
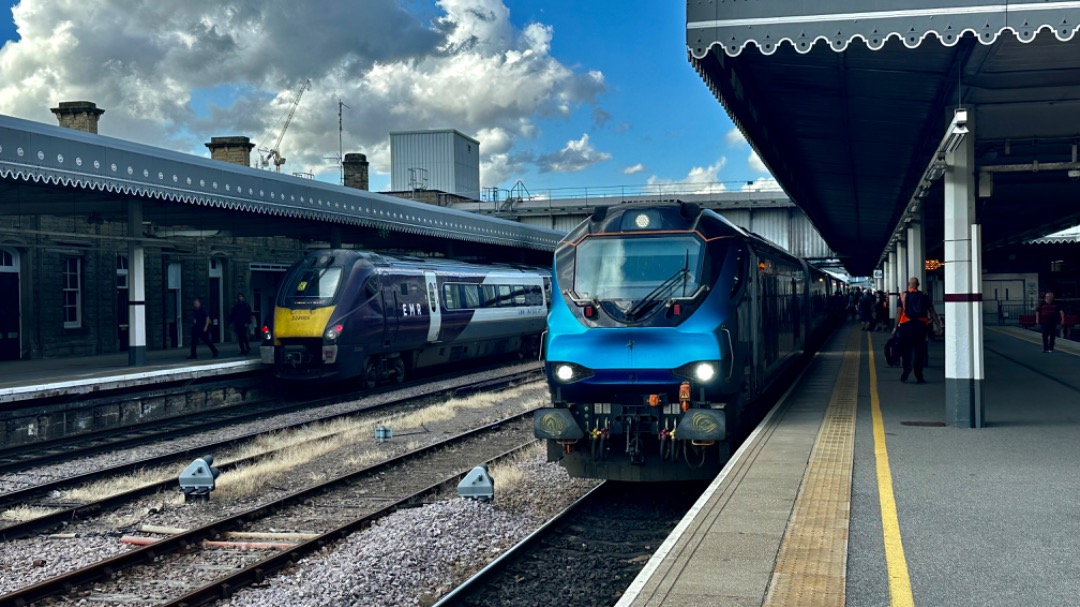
<box><xmin>618</xmin><ymin>323</ymin><xmax>1080</xmax><ymax>607</ymax></box>
<box><xmin>0</xmin><ymin>347</ymin><xmax>264</xmax><ymax>405</ymax></box>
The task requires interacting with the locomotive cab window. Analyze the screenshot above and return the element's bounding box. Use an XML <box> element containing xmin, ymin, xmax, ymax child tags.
<box><xmin>280</xmin><ymin>266</ymin><xmax>342</xmax><ymax>306</ymax></box>
<box><xmin>573</xmin><ymin>235</ymin><xmax>709</xmax><ymax>301</ymax></box>
<box><xmin>363</xmin><ymin>275</ymin><xmax>379</xmax><ymax>299</ymax></box>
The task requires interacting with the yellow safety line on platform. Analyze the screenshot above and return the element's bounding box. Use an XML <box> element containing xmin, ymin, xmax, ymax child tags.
<box><xmin>868</xmin><ymin>332</ymin><xmax>915</xmax><ymax>607</ymax></box>
<box><xmin>763</xmin><ymin>331</ymin><xmax>860</xmax><ymax>607</ymax></box>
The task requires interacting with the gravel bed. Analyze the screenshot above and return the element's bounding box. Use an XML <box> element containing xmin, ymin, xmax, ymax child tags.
<box><xmin>0</xmin><ymin>383</ymin><xmax>549</xmax><ymax>600</ymax></box>
<box><xmin>0</xmin><ymin>362</ymin><xmax>538</xmax><ymax>495</ymax></box>
<box><xmin>222</xmin><ymin>454</ymin><xmax>599</xmax><ymax>607</ymax></box>
<box><xmin>61</xmin><ymin>421</ymin><xmax>539</xmax><ymax>605</ymax></box>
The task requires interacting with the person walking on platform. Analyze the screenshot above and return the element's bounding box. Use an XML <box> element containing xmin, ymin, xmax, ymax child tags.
<box><xmin>859</xmin><ymin>288</ymin><xmax>875</xmax><ymax>331</ymax></box>
<box><xmin>893</xmin><ymin>277</ymin><xmax>938</xmax><ymax>383</ymax></box>
<box><xmin>875</xmin><ymin>290</ymin><xmax>890</xmax><ymax>331</ymax></box>
<box><xmin>1036</xmin><ymin>291</ymin><xmax>1065</xmax><ymax>353</ymax></box>
<box><xmin>230</xmin><ymin>293</ymin><xmax>253</xmax><ymax>355</ymax></box>
<box><xmin>187</xmin><ymin>298</ymin><xmax>218</xmax><ymax>359</ymax></box>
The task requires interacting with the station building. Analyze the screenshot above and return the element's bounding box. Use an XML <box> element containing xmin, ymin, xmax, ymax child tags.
<box><xmin>0</xmin><ymin>103</ymin><xmax>559</xmax><ymax>362</ymax></box>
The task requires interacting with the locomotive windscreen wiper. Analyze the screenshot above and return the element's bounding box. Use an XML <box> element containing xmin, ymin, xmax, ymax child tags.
<box><xmin>626</xmin><ymin>265</ymin><xmax>690</xmax><ymax>320</ymax></box>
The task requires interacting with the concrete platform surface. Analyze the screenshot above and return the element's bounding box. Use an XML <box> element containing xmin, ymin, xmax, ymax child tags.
<box><xmin>0</xmin><ymin>347</ymin><xmax>264</xmax><ymax>404</ymax></box>
<box><xmin>619</xmin><ymin>323</ymin><xmax>1080</xmax><ymax>607</ymax></box>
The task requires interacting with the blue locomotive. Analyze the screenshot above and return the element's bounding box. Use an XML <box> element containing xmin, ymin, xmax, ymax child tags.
<box><xmin>266</xmin><ymin>250</ymin><xmax>550</xmax><ymax>386</ymax></box>
<box><xmin>533</xmin><ymin>202</ymin><xmax>837</xmax><ymax>481</ymax></box>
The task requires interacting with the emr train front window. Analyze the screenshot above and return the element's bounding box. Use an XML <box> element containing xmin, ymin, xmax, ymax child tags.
<box><xmin>573</xmin><ymin>236</ymin><xmax>706</xmax><ymax>301</ymax></box>
<box><xmin>280</xmin><ymin>267</ymin><xmax>342</xmax><ymax>306</ymax></box>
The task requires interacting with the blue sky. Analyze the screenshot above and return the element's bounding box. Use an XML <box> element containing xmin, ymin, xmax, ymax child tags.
<box><xmin>0</xmin><ymin>1</ymin><xmax>767</xmax><ymax>195</ymax></box>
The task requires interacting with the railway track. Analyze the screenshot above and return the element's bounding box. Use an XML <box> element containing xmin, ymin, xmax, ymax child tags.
<box><xmin>434</xmin><ymin>480</ymin><xmax>703</xmax><ymax>607</ymax></box>
<box><xmin>0</xmin><ymin>411</ymin><xmax>538</xmax><ymax>606</ymax></box>
<box><xmin>0</xmin><ymin>367</ymin><xmax>542</xmax><ymax>537</ymax></box>
<box><xmin>0</xmin><ymin>362</ymin><xmax>539</xmax><ymax>479</ymax></box>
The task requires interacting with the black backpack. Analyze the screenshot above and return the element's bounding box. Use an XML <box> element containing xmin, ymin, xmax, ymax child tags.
<box><xmin>904</xmin><ymin>291</ymin><xmax>928</xmax><ymax>319</ymax></box>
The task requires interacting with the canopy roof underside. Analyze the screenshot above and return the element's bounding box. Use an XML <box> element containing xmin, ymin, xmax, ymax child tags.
<box><xmin>689</xmin><ymin>1</ymin><xmax>1080</xmax><ymax>275</ymax></box>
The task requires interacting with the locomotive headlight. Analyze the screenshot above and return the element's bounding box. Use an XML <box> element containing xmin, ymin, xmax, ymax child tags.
<box><xmin>324</xmin><ymin>323</ymin><xmax>344</xmax><ymax>342</ymax></box>
<box><xmin>694</xmin><ymin>362</ymin><xmax>717</xmax><ymax>382</ymax></box>
<box><xmin>550</xmin><ymin>362</ymin><xmax>593</xmax><ymax>384</ymax></box>
<box><xmin>555</xmin><ymin>364</ymin><xmax>574</xmax><ymax>381</ymax></box>
<box><xmin>674</xmin><ymin>361</ymin><xmax>721</xmax><ymax>383</ymax></box>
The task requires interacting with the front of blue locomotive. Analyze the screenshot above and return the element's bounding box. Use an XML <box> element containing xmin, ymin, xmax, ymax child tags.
<box><xmin>535</xmin><ymin>202</ymin><xmax>746</xmax><ymax>481</ymax></box>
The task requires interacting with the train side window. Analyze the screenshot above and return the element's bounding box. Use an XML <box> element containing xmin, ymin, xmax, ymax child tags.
<box><xmin>400</xmin><ymin>283</ymin><xmax>408</xmax><ymax>296</ymax></box>
<box><xmin>513</xmin><ymin>286</ymin><xmax>526</xmax><ymax>306</ymax></box>
<box><xmin>442</xmin><ymin>283</ymin><xmax>460</xmax><ymax>310</ymax></box>
<box><xmin>526</xmin><ymin>285</ymin><xmax>543</xmax><ymax>306</ymax></box>
<box><xmin>498</xmin><ymin>285</ymin><xmax>512</xmax><ymax>307</ymax></box>
<box><xmin>364</xmin><ymin>275</ymin><xmax>379</xmax><ymax>299</ymax></box>
<box><xmin>463</xmin><ymin>284</ymin><xmax>481</xmax><ymax>309</ymax></box>
<box><xmin>482</xmin><ymin>284</ymin><xmax>498</xmax><ymax>308</ymax></box>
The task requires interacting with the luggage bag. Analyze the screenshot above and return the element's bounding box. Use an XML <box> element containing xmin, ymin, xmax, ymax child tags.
<box><xmin>884</xmin><ymin>336</ymin><xmax>901</xmax><ymax>367</ymax></box>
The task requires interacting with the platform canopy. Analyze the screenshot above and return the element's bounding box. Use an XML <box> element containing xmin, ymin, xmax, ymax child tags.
<box><xmin>0</xmin><ymin>114</ymin><xmax>562</xmax><ymax>254</ymax></box>
<box><xmin>688</xmin><ymin>1</ymin><xmax>1080</xmax><ymax>275</ymax></box>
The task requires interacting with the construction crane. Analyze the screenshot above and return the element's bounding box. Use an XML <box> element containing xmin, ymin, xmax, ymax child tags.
<box><xmin>258</xmin><ymin>79</ymin><xmax>310</xmax><ymax>172</ymax></box>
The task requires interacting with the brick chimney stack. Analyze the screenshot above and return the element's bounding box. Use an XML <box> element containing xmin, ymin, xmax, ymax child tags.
<box><xmin>205</xmin><ymin>136</ymin><xmax>256</xmax><ymax>166</ymax></box>
<box><xmin>50</xmin><ymin>101</ymin><xmax>105</xmax><ymax>133</ymax></box>
<box><xmin>343</xmin><ymin>153</ymin><xmax>370</xmax><ymax>190</ymax></box>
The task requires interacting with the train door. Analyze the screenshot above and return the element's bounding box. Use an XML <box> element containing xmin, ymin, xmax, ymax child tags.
<box><xmin>0</xmin><ymin>247</ymin><xmax>20</xmax><ymax>361</ymax></box>
<box><xmin>424</xmin><ymin>271</ymin><xmax>441</xmax><ymax>343</ymax></box>
<box><xmin>381</xmin><ymin>272</ymin><xmax>399</xmax><ymax>347</ymax></box>
<box><xmin>208</xmin><ymin>259</ymin><xmax>224</xmax><ymax>343</ymax></box>
<box><xmin>117</xmin><ymin>255</ymin><xmax>129</xmax><ymax>351</ymax></box>
<box><xmin>167</xmin><ymin>262</ymin><xmax>182</xmax><ymax>348</ymax></box>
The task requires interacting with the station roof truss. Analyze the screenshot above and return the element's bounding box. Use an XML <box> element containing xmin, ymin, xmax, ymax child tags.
<box><xmin>0</xmin><ymin>114</ymin><xmax>561</xmax><ymax>252</ymax></box>
<box><xmin>688</xmin><ymin>0</ymin><xmax>1080</xmax><ymax>275</ymax></box>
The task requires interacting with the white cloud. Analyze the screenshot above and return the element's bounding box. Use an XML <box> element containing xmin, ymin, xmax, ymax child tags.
<box><xmin>741</xmin><ymin>177</ymin><xmax>783</xmax><ymax>192</ymax></box>
<box><xmin>0</xmin><ymin>0</ymin><xmax>604</xmax><ymax>186</ymax></box>
<box><xmin>748</xmin><ymin>149</ymin><xmax>769</xmax><ymax>174</ymax></box>
<box><xmin>623</xmin><ymin>163</ymin><xmax>645</xmax><ymax>175</ymax></box>
<box><xmin>646</xmin><ymin>159</ymin><xmax>729</xmax><ymax>194</ymax></box>
<box><xmin>537</xmin><ymin>133</ymin><xmax>611</xmax><ymax>173</ymax></box>
<box><xmin>725</xmin><ymin>127</ymin><xmax>747</xmax><ymax>147</ymax></box>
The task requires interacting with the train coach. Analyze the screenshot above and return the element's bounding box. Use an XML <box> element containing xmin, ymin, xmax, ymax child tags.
<box><xmin>265</xmin><ymin>249</ymin><xmax>550</xmax><ymax>386</ymax></box>
<box><xmin>533</xmin><ymin>202</ymin><xmax>837</xmax><ymax>481</ymax></box>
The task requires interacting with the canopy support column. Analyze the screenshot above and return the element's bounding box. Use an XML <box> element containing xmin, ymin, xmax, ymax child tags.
<box><xmin>887</xmin><ymin>249</ymin><xmax>898</xmax><ymax>320</ymax></box>
<box><xmin>944</xmin><ymin>109</ymin><xmax>983</xmax><ymax>428</ymax></box>
<box><xmin>127</xmin><ymin>200</ymin><xmax>146</xmax><ymax>366</ymax></box>
<box><xmin>907</xmin><ymin>213</ymin><xmax>925</xmax><ymax>291</ymax></box>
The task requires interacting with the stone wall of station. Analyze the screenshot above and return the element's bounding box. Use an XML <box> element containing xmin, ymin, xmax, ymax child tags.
<box><xmin>0</xmin><ymin>212</ymin><xmax>309</xmax><ymax>359</ymax></box>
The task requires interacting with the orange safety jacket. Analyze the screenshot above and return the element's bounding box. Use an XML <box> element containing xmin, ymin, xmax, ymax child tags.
<box><xmin>897</xmin><ymin>288</ymin><xmax>931</xmax><ymax>326</ymax></box>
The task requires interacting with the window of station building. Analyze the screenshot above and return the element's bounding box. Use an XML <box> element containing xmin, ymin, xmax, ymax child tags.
<box><xmin>1051</xmin><ymin>259</ymin><xmax>1064</xmax><ymax>273</ymax></box>
<box><xmin>63</xmin><ymin>257</ymin><xmax>82</xmax><ymax>328</ymax></box>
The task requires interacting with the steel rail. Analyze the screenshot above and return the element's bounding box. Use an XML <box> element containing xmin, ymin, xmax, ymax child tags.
<box><xmin>0</xmin><ymin>410</ymin><xmax>537</xmax><ymax>607</ymax></box>
<box><xmin>0</xmin><ymin>368</ymin><xmax>541</xmax><ymax>528</ymax></box>
<box><xmin>430</xmin><ymin>482</ymin><xmax>608</xmax><ymax>607</ymax></box>
<box><xmin>0</xmin><ymin>363</ymin><xmax>540</xmax><ymax>481</ymax></box>
<box><xmin>161</xmin><ymin>441</ymin><xmax>539</xmax><ymax>607</ymax></box>
<box><xmin>0</xmin><ymin>397</ymin><xmax>299</xmax><ymax>475</ymax></box>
